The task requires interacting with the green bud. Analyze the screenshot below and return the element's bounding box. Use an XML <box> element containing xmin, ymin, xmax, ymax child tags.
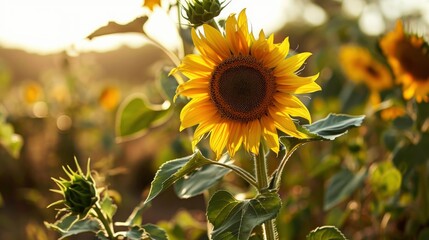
<box><xmin>49</xmin><ymin>158</ymin><xmax>98</xmax><ymax>218</ymax></box>
<box><xmin>63</xmin><ymin>175</ymin><xmax>98</xmax><ymax>216</ymax></box>
<box><xmin>183</xmin><ymin>0</ymin><xmax>226</xmax><ymax>27</ymax></box>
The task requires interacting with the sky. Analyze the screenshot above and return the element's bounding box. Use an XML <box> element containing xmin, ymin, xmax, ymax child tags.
<box><xmin>0</xmin><ymin>0</ymin><xmax>428</xmax><ymax>55</ymax></box>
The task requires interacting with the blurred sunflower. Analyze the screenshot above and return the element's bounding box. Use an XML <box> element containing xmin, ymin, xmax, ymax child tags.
<box><xmin>99</xmin><ymin>86</ymin><xmax>121</xmax><ymax>111</ymax></box>
<box><xmin>380</xmin><ymin>105</ymin><xmax>405</xmax><ymax>121</ymax></box>
<box><xmin>339</xmin><ymin>45</ymin><xmax>392</xmax><ymax>92</ymax></box>
<box><xmin>380</xmin><ymin>20</ymin><xmax>429</xmax><ymax>102</ymax></box>
<box><xmin>22</xmin><ymin>81</ymin><xmax>43</xmax><ymax>104</ymax></box>
<box><xmin>173</xmin><ymin>10</ymin><xmax>320</xmax><ymax>158</ymax></box>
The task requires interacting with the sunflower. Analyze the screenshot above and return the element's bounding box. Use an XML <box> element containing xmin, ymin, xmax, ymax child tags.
<box><xmin>380</xmin><ymin>20</ymin><xmax>429</xmax><ymax>102</ymax></box>
<box><xmin>338</xmin><ymin>45</ymin><xmax>392</xmax><ymax>92</ymax></box>
<box><xmin>172</xmin><ymin>10</ymin><xmax>320</xmax><ymax>158</ymax></box>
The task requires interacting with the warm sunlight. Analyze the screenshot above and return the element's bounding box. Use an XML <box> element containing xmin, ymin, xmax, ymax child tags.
<box><xmin>0</xmin><ymin>0</ymin><xmax>302</xmax><ymax>54</ymax></box>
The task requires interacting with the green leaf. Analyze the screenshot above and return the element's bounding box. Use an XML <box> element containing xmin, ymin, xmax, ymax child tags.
<box><xmin>100</xmin><ymin>194</ymin><xmax>117</xmax><ymax>220</ymax></box>
<box><xmin>207</xmin><ymin>190</ymin><xmax>282</xmax><ymax>240</ymax></box>
<box><xmin>44</xmin><ymin>214</ymin><xmax>102</xmax><ymax>240</ymax></box>
<box><xmin>143</xmin><ymin>224</ymin><xmax>168</xmax><ymax>240</ymax></box>
<box><xmin>159</xmin><ymin>68</ymin><xmax>179</xmax><ymax>102</ymax></box>
<box><xmin>306</xmin><ymin>226</ymin><xmax>347</xmax><ymax>240</ymax></box>
<box><xmin>115</xmin><ymin>93</ymin><xmax>172</xmax><ymax>142</ymax></box>
<box><xmin>280</xmin><ymin>114</ymin><xmax>365</xmax><ymax>150</ymax></box>
<box><xmin>324</xmin><ymin>168</ymin><xmax>367</xmax><ymax>210</ymax></box>
<box><xmin>145</xmin><ymin>151</ymin><xmax>211</xmax><ymax>204</ymax></box>
<box><xmin>174</xmin><ymin>154</ymin><xmax>231</xmax><ymax>199</ymax></box>
<box><xmin>369</xmin><ymin>162</ymin><xmax>402</xmax><ymax>199</ymax></box>
<box><xmin>0</xmin><ymin>114</ymin><xmax>23</xmax><ymax>158</ymax></box>
<box><xmin>304</xmin><ymin>114</ymin><xmax>365</xmax><ymax>140</ymax></box>
<box><xmin>310</xmin><ymin>156</ymin><xmax>341</xmax><ymax>177</ymax></box>
<box><xmin>393</xmin><ymin>115</ymin><xmax>413</xmax><ymax>130</ymax></box>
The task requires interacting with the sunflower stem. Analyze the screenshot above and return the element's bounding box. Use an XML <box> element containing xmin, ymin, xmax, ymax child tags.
<box><xmin>273</xmin><ymin>143</ymin><xmax>304</xmax><ymax>191</ymax></box>
<box><xmin>94</xmin><ymin>202</ymin><xmax>116</xmax><ymax>240</ymax></box>
<box><xmin>207</xmin><ymin>159</ymin><xmax>258</xmax><ymax>188</ymax></box>
<box><xmin>254</xmin><ymin>144</ymin><xmax>278</xmax><ymax>240</ymax></box>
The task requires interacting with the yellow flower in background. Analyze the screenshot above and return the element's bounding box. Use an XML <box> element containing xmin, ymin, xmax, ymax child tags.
<box><xmin>142</xmin><ymin>0</ymin><xmax>161</xmax><ymax>11</ymax></box>
<box><xmin>99</xmin><ymin>86</ymin><xmax>121</xmax><ymax>111</ymax></box>
<box><xmin>173</xmin><ymin>10</ymin><xmax>320</xmax><ymax>158</ymax></box>
<box><xmin>380</xmin><ymin>20</ymin><xmax>429</xmax><ymax>102</ymax></box>
<box><xmin>22</xmin><ymin>81</ymin><xmax>43</xmax><ymax>104</ymax></box>
<box><xmin>339</xmin><ymin>45</ymin><xmax>392</xmax><ymax>92</ymax></box>
<box><xmin>380</xmin><ymin>105</ymin><xmax>405</xmax><ymax>121</ymax></box>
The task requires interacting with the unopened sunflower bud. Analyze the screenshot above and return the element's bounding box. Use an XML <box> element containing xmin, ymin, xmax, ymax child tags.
<box><xmin>49</xmin><ymin>158</ymin><xmax>98</xmax><ymax>218</ymax></box>
<box><xmin>63</xmin><ymin>174</ymin><xmax>98</xmax><ymax>216</ymax></box>
<box><xmin>183</xmin><ymin>0</ymin><xmax>225</xmax><ymax>27</ymax></box>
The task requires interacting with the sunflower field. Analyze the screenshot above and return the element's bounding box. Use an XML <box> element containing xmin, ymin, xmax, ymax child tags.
<box><xmin>1</xmin><ymin>0</ymin><xmax>429</xmax><ymax>240</ymax></box>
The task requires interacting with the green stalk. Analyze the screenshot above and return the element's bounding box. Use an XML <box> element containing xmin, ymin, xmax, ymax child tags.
<box><xmin>273</xmin><ymin>143</ymin><xmax>304</xmax><ymax>191</ymax></box>
<box><xmin>94</xmin><ymin>202</ymin><xmax>115</xmax><ymax>240</ymax></box>
<box><xmin>254</xmin><ymin>144</ymin><xmax>278</xmax><ymax>240</ymax></box>
<box><xmin>207</xmin><ymin>159</ymin><xmax>258</xmax><ymax>188</ymax></box>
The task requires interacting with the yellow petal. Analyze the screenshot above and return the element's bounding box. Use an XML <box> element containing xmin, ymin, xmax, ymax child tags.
<box><xmin>180</xmin><ymin>97</ymin><xmax>215</xmax><ymax>130</ymax></box>
<box><xmin>202</xmin><ymin>24</ymin><xmax>231</xmax><ymax>60</ymax></box>
<box><xmin>245</xmin><ymin>120</ymin><xmax>262</xmax><ymax>154</ymax></box>
<box><xmin>210</xmin><ymin>122</ymin><xmax>229</xmax><ymax>159</ymax></box>
<box><xmin>226</xmin><ymin>122</ymin><xmax>244</xmax><ymax>157</ymax></box>
<box><xmin>275</xmin><ymin>52</ymin><xmax>312</xmax><ymax>76</ymax></box>
<box><xmin>260</xmin><ymin>116</ymin><xmax>279</xmax><ymax>153</ymax></box>
<box><xmin>273</xmin><ymin>95</ymin><xmax>312</xmax><ymax>123</ymax></box>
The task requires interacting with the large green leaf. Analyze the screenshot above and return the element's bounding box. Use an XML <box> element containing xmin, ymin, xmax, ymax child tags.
<box><xmin>280</xmin><ymin>114</ymin><xmax>365</xmax><ymax>150</ymax></box>
<box><xmin>144</xmin><ymin>151</ymin><xmax>211</xmax><ymax>204</ymax></box>
<box><xmin>207</xmin><ymin>190</ymin><xmax>282</xmax><ymax>240</ymax></box>
<box><xmin>306</xmin><ymin>226</ymin><xmax>347</xmax><ymax>240</ymax></box>
<box><xmin>115</xmin><ymin>94</ymin><xmax>172</xmax><ymax>142</ymax></box>
<box><xmin>44</xmin><ymin>214</ymin><xmax>102</xmax><ymax>240</ymax></box>
<box><xmin>174</xmin><ymin>154</ymin><xmax>231</xmax><ymax>199</ymax></box>
<box><xmin>324</xmin><ymin>168</ymin><xmax>367</xmax><ymax>210</ymax></box>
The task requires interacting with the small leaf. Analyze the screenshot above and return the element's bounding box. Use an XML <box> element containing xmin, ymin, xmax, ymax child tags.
<box><xmin>100</xmin><ymin>194</ymin><xmax>117</xmax><ymax>220</ymax></box>
<box><xmin>116</xmin><ymin>94</ymin><xmax>172</xmax><ymax>142</ymax></box>
<box><xmin>280</xmin><ymin>114</ymin><xmax>365</xmax><ymax>150</ymax></box>
<box><xmin>143</xmin><ymin>224</ymin><xmax>168</xmax><ymax>240</ymax></box>
<box><xmin>87</xmin><ymin>16</ymin><xmax>148</xmax><ymax>39</ymax></box>
<box><xmin>207</xmin><ymin>190</ymin><xmax>282</xmax><ymax>240</ymax></box>
<box><xmin>324</xmin><ymin>168</ymin><xmax>367</xmax><ymax>210</ymax></box>
<box><xmin>369</xmin><ymin>162</ymin><xmax>402</xmax><ymax>199</ymax></box>
<box><xmin>0</xmin><ymin>115</ymin><xmax>23</xmax><ymax>158</ymax></box>
<box><xmin>145</xmin><ymin>151</ymin><xmax>211</xmax><ymax>204</ymax></box>
<box><xmin>174</xmin><ymin>154</ymin><xmax>231</xmax><ymax>199</ymax></box>
<box><xmin>306</xmin><ymin>226</ymin><xmax>347</xmax><ymax>240</ymax></box>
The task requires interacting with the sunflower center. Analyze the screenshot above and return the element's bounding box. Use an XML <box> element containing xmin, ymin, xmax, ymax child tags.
<box><xmin>365</xmin><ymin>65</ymin><xmax>380</xmax><ymax>79</ymax></box>
<box><xmin>210</xmin><ymin>55</ymin><xmax>276</xmax><ymax>122</ymax></box>
<box><xmin>397</xmin><ymin>40</ymin><xmax>429</xmax><ymax>81</ymax></box>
